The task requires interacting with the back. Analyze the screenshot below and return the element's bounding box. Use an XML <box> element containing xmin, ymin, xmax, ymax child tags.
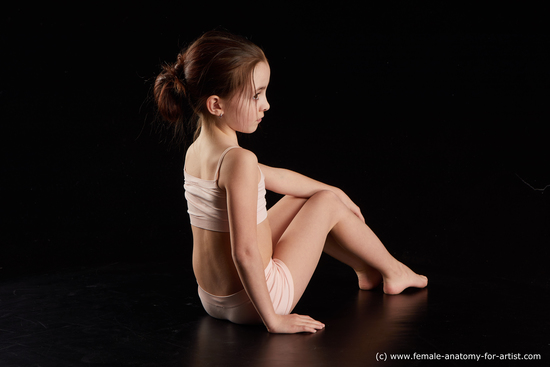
<box><xmin>184</xmin><ymin>144</ymin><xmax>272</xmax><ymax>296</ymax></box>
<box><xmin>184</xmin><ymin>146</ymin><xmax>239</xmax><ymax>232</ymax></box>
<box><xmin>184</xmin><ymin>146</ymin><xmax>268</xmax><ymax>232</ymax></box>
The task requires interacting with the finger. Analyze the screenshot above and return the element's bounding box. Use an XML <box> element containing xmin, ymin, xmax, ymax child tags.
<box><xmin>300</xmin><ymin>314</ymin><xmax>324</xmax><ymax>323</ymax></box>
<box><xmin>305</xmin><ymin>322</ymin><xmax>325</xmax><ymax>333</ymax></box>
<box><xmin>301</xmin><ymin>317</ymin><xmax>325</xmax><ymax>330</ymax></box>
<box><xmin>294</xmin><ymin>314</ymin><xmax>323</xmax><ymax>325</ymax></box>
<box><xmin>350</xmin><ymin>207</ymin><xmax>364</xmax><ymax>222</ymax></box>
<box><xmin>356</xmin><ymin>209</ymin><xmax>365</xmax><ymax>222</ymax></box>
<box><xmin>312</xmin><ymin>321</ymin><xmax>325</xmax><ymax>329</ymax></box>
<box><xmin>299</xmin><ymin>324</ymin><xmax>322</xmax><ymax>333</ymax></box>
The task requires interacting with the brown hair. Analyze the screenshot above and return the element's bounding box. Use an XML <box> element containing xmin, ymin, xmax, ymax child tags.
<box><xmin>154</xmin><ymin>30</ymin><xmax>267</xmax><ymax>141</ymax></box>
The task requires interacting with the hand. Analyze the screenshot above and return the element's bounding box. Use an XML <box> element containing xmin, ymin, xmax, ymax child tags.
<box><xmin>333</xmin><ymin>188</ymin><xmax>365</xmax><ymax>223</ymax></box>
<box><xmin>266</xmin><ymin>313</ymin><xmax>325</xmax><ymax>334</ymax></box>
<box><xmin>347</xmin><ymin>201</ymin><xmax>365</xmax><ymax>222</ymax></box>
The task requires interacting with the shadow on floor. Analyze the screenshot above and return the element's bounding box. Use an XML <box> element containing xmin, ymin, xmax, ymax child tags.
<box><xmin>0</xmin><ymin>259</ymin><xmax>547</xmax><ymax>366</ymax></box>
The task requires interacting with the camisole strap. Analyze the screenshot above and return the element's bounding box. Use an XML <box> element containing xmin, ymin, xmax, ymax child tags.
<box><xmin>213</xmin><ymin>146</ymin><xmax>241</xmax><ymax>181</ymax></box>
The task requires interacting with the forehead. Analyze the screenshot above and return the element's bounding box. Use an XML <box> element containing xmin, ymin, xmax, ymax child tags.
<box><xmin>253</xmin><ymin>61</ymin><xmax>270</xmax><ymax>86</ymax></box>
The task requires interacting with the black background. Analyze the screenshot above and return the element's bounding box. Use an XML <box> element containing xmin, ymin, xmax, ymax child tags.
<box><xmin>2</xmin><ymin>3</ymin><xmax>549</xmax><ymax>289</ymax></box>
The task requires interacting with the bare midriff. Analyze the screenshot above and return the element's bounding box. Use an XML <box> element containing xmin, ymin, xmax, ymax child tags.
<box><xmin>192</xmin><ymin>218</ymin><xmax>272</xmax><ymax>296</ymax></box>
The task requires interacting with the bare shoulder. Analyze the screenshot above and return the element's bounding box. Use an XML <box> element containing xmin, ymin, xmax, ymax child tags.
<box><xmin>224</xmin><ymin>147</ymin><xmax>258</xmax><ymax>165</ymax></box>
<box><xmin>218</xmin><ymin>147</ymin><xmax>258</xmax><ymax>188</ymax></box>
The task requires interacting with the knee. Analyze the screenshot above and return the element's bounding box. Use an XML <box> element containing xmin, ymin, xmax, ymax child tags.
<box><xmin>309</xmin><ymin>190</ymin><xmax>344</xmax><ymax>211</ymax></box>
<box><xmin>281</xmin><ymin>195</ymin><xmax>308</xmax><ymax>206</ymax></box>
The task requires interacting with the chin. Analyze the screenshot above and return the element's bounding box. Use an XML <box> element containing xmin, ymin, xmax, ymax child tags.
<box><xmin>239</xmin><ymin>124</ymin><xmax>260</xmax><ymax>134</ymax></box>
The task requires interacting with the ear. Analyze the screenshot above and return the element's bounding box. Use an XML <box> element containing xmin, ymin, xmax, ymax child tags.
<box><xmin>206</xmin><ymin>95</ymin><xmax>224</xmax><ymax>117</ymax></box>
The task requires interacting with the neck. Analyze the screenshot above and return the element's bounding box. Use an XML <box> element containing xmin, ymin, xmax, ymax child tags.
<box><xmin>198</xmin><ymin>118</ymin><xmax>239</xmax><ymax>148</ymax></box>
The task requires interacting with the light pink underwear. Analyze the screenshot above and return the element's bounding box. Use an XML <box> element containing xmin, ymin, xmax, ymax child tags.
<box><xmin>197</xmin><ymin>258</ymin><xmax>295</xmax><ymax>324</ymax></box>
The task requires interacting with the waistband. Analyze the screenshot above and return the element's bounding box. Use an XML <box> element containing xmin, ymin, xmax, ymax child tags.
<box><xmin>197</xmin><ymin>259</ymin><xmax>274</xmax><ymax>308</ymax></box>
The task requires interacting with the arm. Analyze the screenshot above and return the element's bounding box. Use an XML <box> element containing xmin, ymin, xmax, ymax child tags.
<box><xmin>219</xmin><ymin>149</ymin><xmax>277</xmax><ymax>328</ymax></box>
<box><xmin>259</xmin><ymin>164</ymin><xmax>365</xmax><ymax>222</ymax></box>
<box><xmin>220</xmin><ymin>149</ymin><xmax>323</xmax><ymax>333</ymax></box>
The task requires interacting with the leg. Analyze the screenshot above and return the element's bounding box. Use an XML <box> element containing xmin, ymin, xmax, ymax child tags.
<box><xmin>328</xmin><ymin>209</ymin><xmax>428</xmax><ymax>295</ymax></box>
<box><xmin>324</xmin><ymin>233</ymin><xmax>382</xmax><ymax>290</ymax></box>
<box><xmin>269</xmin><ymin>192</ymin><xmax>427</xmax><ymax>301</ymax></box>
<box><xmin>269</xmin><ymin>192</ymin><xmax>341</xmax><ymax>308</ymax></box>
<box><xmin>269</xmin><ymin>196</ymin><xmax>381</xmax><ymax>290</ymax></box>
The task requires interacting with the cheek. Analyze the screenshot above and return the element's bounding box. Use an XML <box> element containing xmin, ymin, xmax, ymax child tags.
<box><xmin>230</xmin><ymin>99</ymin><xmax>258</xmax><ymax>125</ymax></box>
<box><xmin>251</xmin><ymin>108</ymin><xmax>260</xmax><ymax>122</ymax></box>
<box><xmin>243</xmin><ymin>102</ymin><xmax>257</xmax><ymax>120</ymax></box>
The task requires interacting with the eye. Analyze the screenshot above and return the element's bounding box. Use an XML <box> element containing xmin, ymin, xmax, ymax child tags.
<box><xmin>253</xmin><ymin>93</ymin><xmax>260</xmax><ymax>100</ymax></box>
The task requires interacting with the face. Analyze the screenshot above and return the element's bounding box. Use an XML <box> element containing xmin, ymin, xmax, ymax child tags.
<box><xmin>223</xmin><ymin>61</ymin><xmax>271</xmax><ymax>134</ymax></box>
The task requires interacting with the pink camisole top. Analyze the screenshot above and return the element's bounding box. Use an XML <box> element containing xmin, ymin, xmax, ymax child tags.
<box><xmin>183</xmin><ymin>146</ymin><xmax>268</xmax><ymax>232</ymax></box>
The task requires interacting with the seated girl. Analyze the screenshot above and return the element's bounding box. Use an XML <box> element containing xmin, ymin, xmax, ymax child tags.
<box><xmin>154</xmin><ymin>31</ymin><xmax>428</xmax><ymax>334</ymax></box>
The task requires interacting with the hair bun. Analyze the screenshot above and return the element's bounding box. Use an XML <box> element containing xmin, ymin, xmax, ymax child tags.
<box><xmin>153</xmin><ymin>30</ymin><xmax>267</xmax><ymax>141</ymax></box>
<box><xmin>171</xmin><ymin>65</ymin><xmax>187</xmax><ymax>97</ymax></box>
<box><xmin>154</xmin><ymin>62</ymin><xmax>187</xmax><ymax>124</ymax></box>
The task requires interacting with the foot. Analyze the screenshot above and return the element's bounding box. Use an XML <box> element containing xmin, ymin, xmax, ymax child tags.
<box><xmin>355</xmin><ymin>266</ymin><xmax>383</xmax><ymax>290</ymax></box>
<box><xmin>382</xmin><ymin>262</ymin><xmax>428</xmax><ymax>295</ymax></box>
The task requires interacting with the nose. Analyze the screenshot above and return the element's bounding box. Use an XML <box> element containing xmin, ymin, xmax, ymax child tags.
<box><xmin>263</xmin><ymin>99</ymin><xmax>270</xmax><ymax>112</ymax></box>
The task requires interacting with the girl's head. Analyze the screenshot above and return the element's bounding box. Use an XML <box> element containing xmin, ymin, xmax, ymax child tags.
<box><xmin>154</xmin><ymin>31</ymin><xmax>270</xmax><ymax>140</ymax></box>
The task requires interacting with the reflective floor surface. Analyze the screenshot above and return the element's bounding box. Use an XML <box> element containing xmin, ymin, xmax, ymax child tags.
<box><xmin>1</xmin><ymin>257</ymin><xmax>547</xmax><ymax>367</ymax></box>
<box><xmin>4</xmin><ymin>5</ymin><xmax>549</xmax><ymax>367</ymax></box>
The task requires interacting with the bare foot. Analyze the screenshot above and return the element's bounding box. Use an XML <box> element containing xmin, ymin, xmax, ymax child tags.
<box><xmin>382</xmin><ymin>262</ymin><xmax>428</xmax><ymax>295</ymax></box>
<box><xmin>355</xmin><ymin>266</ymin><xmax>383</xmax><ymax>290</ymax></box>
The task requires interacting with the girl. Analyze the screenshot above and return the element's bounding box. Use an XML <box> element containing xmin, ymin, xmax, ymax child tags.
<box><xmin>154</xmin><ymin>31</ymin><xmax>427</xmax><ymax>334</ymax></box>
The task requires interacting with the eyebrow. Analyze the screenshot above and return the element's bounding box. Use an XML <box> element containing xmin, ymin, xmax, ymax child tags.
<box><xmin>255</xmin><ymin>86</ymin><xmax>266</xmax><ymax>93</ymax></box>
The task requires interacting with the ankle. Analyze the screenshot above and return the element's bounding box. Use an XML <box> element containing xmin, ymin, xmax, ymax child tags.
<box><xmin>380</xmin><ymin>261</ymin><xmax>405</xmax><ymax>280</ymax></box>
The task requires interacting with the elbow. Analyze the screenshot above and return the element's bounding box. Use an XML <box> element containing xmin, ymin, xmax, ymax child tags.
<box><xmin>231</xmin><ymin>244</ymin><xmax>257</xmax><ymax>266</ymax></box>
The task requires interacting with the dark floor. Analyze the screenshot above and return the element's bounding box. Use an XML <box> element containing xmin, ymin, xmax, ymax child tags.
<box><xmin>1</xmin><ymin>255</ymin><xmax>547</xmax><ymax>367</ymax></box>
<box><xmin>3</xmin><ymin>5</ymin><xmax>550</xmax><ymax>367</ymax></box>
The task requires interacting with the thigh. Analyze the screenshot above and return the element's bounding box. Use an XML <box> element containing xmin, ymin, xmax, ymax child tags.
<box><xmin>268</xmin><ymin>191</ymin><xmax>344</xmax><ymax>308</ymax></box>
<box><xmin>267</xmin><ymin>195</ymin><xmax>308</xmax><ymax>245</ymax></box>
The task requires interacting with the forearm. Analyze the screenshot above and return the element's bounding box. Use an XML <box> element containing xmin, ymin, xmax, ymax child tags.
<box><xmin>232</xmin><ymin>248</ymin><xmax>279</xmax><ymax>330</ymax></box>
<box><xmin>260</xmin><ymin>165</ymin><xmax>340</xmax><ymax>198</ymax></box>
<box><xmin>261</xmin><ymin>164</ymin><xmax>364</xmax><ymax>222</ymax></box>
